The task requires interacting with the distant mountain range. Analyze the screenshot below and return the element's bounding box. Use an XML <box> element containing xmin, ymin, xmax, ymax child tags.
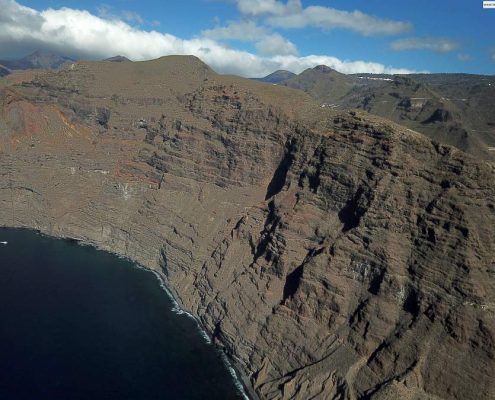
<box><xmin>103</xmin><ymin>55</ymin><xmax>132</xmax><ymax>63</ymax></box>
<box><xmin>256</xmin><ymin>67</ymin><xmax>495</xmax><ymax>161</ymax></box>
<box><xmin>0</xmin><ymin>50</ymin><xmax>75</xmax><ymax>71</ymax></box>
<box><xmin>0</xmin><ymin>51</ymin><xmax>135</xmax><ymax>77</ymax></box>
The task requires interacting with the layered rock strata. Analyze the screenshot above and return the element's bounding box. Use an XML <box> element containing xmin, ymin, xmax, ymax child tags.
<box><xmin>0</xmin><ymin>56</ymin><xmax>493</xmax><ymax>399</ymax></box>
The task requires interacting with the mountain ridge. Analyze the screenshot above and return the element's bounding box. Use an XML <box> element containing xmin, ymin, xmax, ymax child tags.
<box><xmin>253</xmin><ymin>69</ymin><xmax>296</xmax><ymax>84</ymax></box>
<box><xmin>103</xmin><ymin>55</ymin><xmax>132</xmax><ymax>63</ymax></box>
<box><xmin>257</xmin><ymin>66</ymin><xmax>495</xmax><ymax>161</ymax></box>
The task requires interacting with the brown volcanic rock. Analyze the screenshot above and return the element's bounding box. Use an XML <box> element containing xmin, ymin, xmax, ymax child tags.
<box><xmin>283</xmin><ymin>65</ymin><xmax>354</xmax><ymax>105</ymax></box>
<box><xmin>273</xmin><ymin>67</ymin><xmax>495</xmax><ymax>162</ymax></box>
<box><xmin>0</xmin><ymin>56</ymin><xmax>494</xmax><ymax>400</ymax></box>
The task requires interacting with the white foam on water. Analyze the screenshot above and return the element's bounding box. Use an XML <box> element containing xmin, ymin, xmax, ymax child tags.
<box><xmin>132</xmin><ymin>265</ymin><xmax>211</xmax><ymax>344</ymax></box>
<box><xmin>220</xmin><ymin>353</ymin><xmax>251</xmax><ymax>400</ymax></box>
<box><xmin>48</xmin><ymin>236</ymin><xmax>250</xmax><ymax>400</ymax></box>
<box><xmin>132</xmin><ymin>263</ymin><xmax>250</xmax><ymax>399</ymax></box>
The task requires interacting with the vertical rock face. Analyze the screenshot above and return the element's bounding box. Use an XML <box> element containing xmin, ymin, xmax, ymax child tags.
<box><xmin>0</xmin><ymin>56</ymin><xmax>494</xmax><ymax>400</ymax></box>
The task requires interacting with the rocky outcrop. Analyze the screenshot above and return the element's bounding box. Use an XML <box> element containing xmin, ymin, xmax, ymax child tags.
<box><xmin>0</xmin><ymin>56</ymin><xmax>493</xmax><ymax>400</ymax></box>
<box><xmin>422</xmin><ymin>108</ymin><xmax>453</xmax><ymax>124</ymax></box>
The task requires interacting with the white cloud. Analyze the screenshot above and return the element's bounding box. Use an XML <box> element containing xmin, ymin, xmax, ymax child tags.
<box><xmin>391</xmin><ymin>37</ymin><xmax>460</xmax><ymax>53</ymax></box>
<box><xmin>96</xmin><ymin>5</ymin><xmax>143</xmax><ymax>25</ymax></box>
<box><xmin>121</xmin><ymin>10</ymin><xmax>144</xmax><ymax>25</ymax></box>
<box><xmin>202</xmin><ymin>20</ymin><xmax>297</xmax><ymax>56</ymax></box>
<box><xmin>457</xmin><ymin>53</ymin><xmax>472</xmax><ymax>62</ymax></box>
<box><xmin>236</xmin><ymin>0</ymin><xmax>302</xmax><ymax>16</ymax></box>
<box><xmin>202</xmin><ymin>20</ymin><xmax>267</xmax><ymax>41</ymax></box>
<box><xmin>270</xmin><ymin>55</ymin><xmax>415</xmax><ymax>75</ymax></box>
<box><xmin>0</xmin><ymin>0</ymin><xmax>416</xmax><ymax>76</ymax></box>
<box><xmin>236</xmin><ymin>0</ymin><xmax>411</xmax><ymax>36</ymax></box>
<box><xmin>268</xmin><ymin>7</ymin><xmax>411</xmax><ymax>36</ymax></box>
<box><xmin>490</xmin><ymin>48</ymin><xmax>495</xmax><ymax>63</ymax></box>
<box><xmin>255</xmin><ymin>34</ymin><xmax>297</xmax><ymax>56</ymax></box>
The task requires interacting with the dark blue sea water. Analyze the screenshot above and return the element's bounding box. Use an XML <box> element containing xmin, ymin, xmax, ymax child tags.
<box><xmin>0</xmin><ymin>228</ymin><xmax>244</xmax><ymax>400</ymax></box>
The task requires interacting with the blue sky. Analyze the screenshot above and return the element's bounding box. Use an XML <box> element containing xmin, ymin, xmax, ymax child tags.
<box><xmin>1</xmin><ymin>0</ymin><xmax>494</xmax><ymax>76</ymax></box>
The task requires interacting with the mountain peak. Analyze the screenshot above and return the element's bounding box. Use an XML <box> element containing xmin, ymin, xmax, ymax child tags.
<box><xmin>103</xmin><ymin>55</ymin><xmax>132</xmax><ymax>63</ymax></box>
<box><xmin>313</xmin><ymin>65</ymin><xmax>337</xmax><ymax>73</ymax></box>
<box><xmin>254</xmin><ymin>69</ymin><xmax>296</xmax><ymax>84</ymax></box>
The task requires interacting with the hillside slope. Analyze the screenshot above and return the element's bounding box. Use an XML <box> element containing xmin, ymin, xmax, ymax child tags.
<box><xmin>0</xmin><ymin>56</ymin><xmax>494</xmax><ymax>400</ymax></box>
<box><xmin>275</xmin><ymin>67</ymin><xmax>495</xmax><ymax>161</ymax></box>
<box><xmin>253</xmin><ymin>70</ymin><xmax>296</xmax><ymax>84</ymax></box>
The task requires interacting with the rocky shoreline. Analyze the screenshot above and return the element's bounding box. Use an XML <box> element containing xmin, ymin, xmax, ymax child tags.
<box><xmin>0</xmin><ymin>225</ymin><xmax>256</xmax><ymax>399</ymax></box>
<box><xmin>1</xmin><ymin>56</ymin><xmax>493</xmax><ymax>399</ymax></box>
<box><xmin>0</xmin><ymin>223</ymin><xmax>259</xmax><ymax>400</ymax></box>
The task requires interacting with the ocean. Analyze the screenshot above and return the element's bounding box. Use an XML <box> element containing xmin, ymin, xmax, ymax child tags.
<box><xmin>0</xmin><ymin>228</ymin><xmax>244</xmax><ymax>400</ymax></box>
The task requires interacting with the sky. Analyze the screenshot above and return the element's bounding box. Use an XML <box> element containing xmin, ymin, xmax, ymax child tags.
<box><xmin>0</xmin><ymin>0</ymin><xmax>494</xmax><ymax>77</ymax></box>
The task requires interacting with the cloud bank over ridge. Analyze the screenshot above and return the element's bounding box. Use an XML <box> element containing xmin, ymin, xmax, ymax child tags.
<box><xmin>0</xmin><ymin>0</ymin><xmax>417</xmax><ymax>76</ymax></box>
